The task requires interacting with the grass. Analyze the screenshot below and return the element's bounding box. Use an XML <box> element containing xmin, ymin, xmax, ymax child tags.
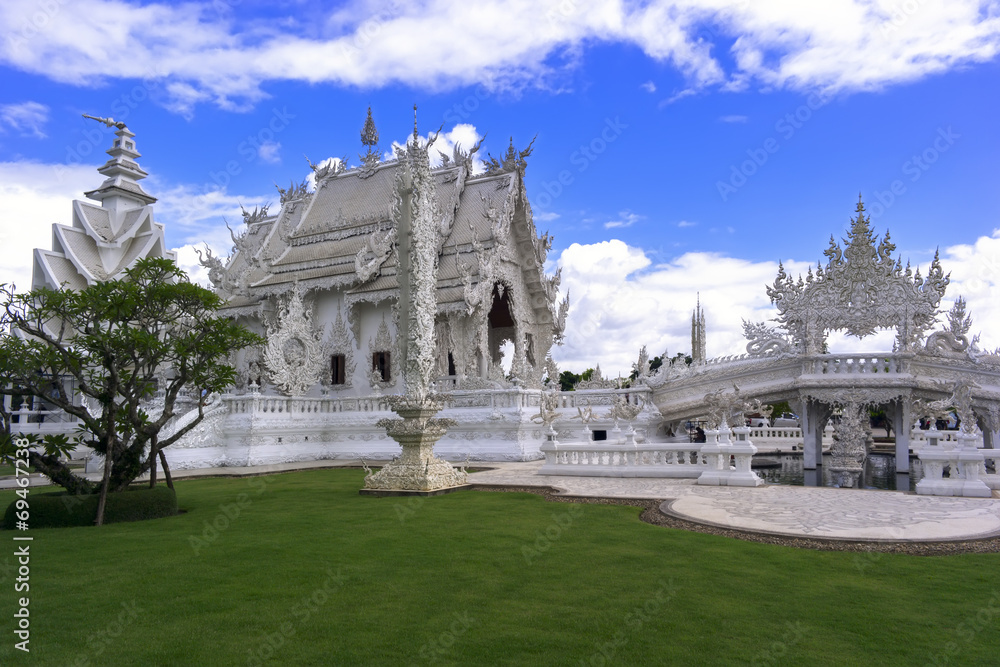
<box><xmin>1</xmin><ymin>468</ymin><xmax>998</xmax><ymax>666</ymax></box>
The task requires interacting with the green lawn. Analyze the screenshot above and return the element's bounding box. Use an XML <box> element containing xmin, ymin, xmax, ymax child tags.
<box><xmin>1</xmin><ymin>468</ymin><xmax>997</xmax><ymax>666</ymax></box>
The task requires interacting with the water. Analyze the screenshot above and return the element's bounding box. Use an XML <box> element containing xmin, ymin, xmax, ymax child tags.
<box><xmin>753</xmin><ymin>453</ymin><xmax>924</xmax><ymax>492</ymax></box>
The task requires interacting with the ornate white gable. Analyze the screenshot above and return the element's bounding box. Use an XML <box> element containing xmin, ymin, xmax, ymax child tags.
<box><xmin>262</xmin><ymin>285</ymin><xmax>326</xmax><ymax>396</ymax></box>
<box><xmin>766</xmin><ymin>197</ymin><xmax>949</xmax><ymax>353</ymax></box>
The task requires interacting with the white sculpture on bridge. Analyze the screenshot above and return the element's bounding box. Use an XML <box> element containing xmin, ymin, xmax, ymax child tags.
<box><xmin>763</xmin><ymin>196</ymin><xmax>950</xmax><ymax>354</ymax></box>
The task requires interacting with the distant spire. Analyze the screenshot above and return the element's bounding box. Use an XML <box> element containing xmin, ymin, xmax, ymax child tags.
<box><xmin>691</xmin><ymin>294</ymin><xmax>707</xmax><ymax>363</ymax></box>
<box><xmin>413</xmin><ymin>103</ymin><xmax>419</xmax><ymax>143</ymax></box>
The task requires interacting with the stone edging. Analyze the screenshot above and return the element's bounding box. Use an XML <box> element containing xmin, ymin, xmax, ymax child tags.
<box><xmin>468</xmin><ymin>484</ymin><xmax>1000</xmax><ymax>555</ymax></box>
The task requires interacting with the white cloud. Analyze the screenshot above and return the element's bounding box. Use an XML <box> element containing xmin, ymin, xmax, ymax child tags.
<box><xmin>677</xmin><ymin>220</ymin><xmax>697</xmax><ymax>228</ymax></box>
<box><xmin>2</xmin><ymin>1</ymin><xmax>997</xmax><ymax>114</ymax></box>
<box><xmin>386</xmin><ymin>123</ymin><xmax>487</xmax><ymax>171</ymax></box>
<box><xmin>718</xmin><ymin>114</ymin><xmax>748</xmax><ymax>123</ymax></box>
<box><xmin>603</xmin><ymin>210</ymin><xmax>643</xmax><ymax>229</ymax></box>
<box><xmin>0</xmin><ymin>101</ymin><xmax>49</xmax><ymax>138</ymax></box>
<box><xmin>551</xmin><ymin>233</ymin><xmax>1000</xmax><ymax>377</ymax></box>
<box><xmin>534</xmin><ymin>211</ymin><xmax>560</xmax><ymax>222</ymax></box>
<box><xmin>0</xmin><ymin>160</ymin><xmax>94</xmax><ymax>289</ymax></box>
<box><xmin>553</xmin><ymin>239</ymin><xmax>809</xmax><ymax>376</ymax></box>
<box><xmin>940</xmin><ymin>230</ymin><xmax>1000</xmax><ymax>351</ymax></box>
<box><xmin>257</xmin><ymin>140</ymin><xmax>282</xmax><ymax>164</ymax></box>
<box><xmin>0</xmin><ymin>157</ymin><xmax>273</xmax><ymax>290</ymax></box>
<box><xmin>640</xmin><ymin>80</ymin><xmax>657</xmax><ymax>93</ymax></box>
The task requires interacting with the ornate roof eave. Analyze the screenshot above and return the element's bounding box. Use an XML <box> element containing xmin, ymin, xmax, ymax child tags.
<box><xmin>83</xmin><ymin>182</ymin><xmax>157</xmax><ymax>206</ymax></box>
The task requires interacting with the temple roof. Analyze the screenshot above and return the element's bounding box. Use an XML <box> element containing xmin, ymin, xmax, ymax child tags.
<box><xmin>30</xmin><ymin>119</ymin><xmax>174</xmax><ymax>290</ymax></box>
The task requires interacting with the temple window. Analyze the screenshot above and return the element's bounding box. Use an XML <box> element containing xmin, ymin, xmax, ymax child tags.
<box><xmin>372</xmin><ymin>352</ymin><xmax>391</xmax><ymax>382</ymax></box>
<box><xmin>331</xmin><ymin>354</ymin><xmax>346</xmax><ymax>385</ymax></box>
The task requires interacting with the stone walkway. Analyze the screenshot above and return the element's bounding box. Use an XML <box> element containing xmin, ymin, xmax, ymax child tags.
<box><xmin>468</xmin><ymin>461</ymin><xmax>1000</xmax><ymax>542</ymax></box>
<box><xmin>6</xmin><ymin>459</ymin><xmax>1000</xmax><ymax>543</ymax></box>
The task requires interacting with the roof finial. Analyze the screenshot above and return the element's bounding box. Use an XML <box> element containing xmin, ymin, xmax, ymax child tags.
<box><xmin>360</xmin><ymin>106</ymin><xmax>379</xmax><ymax>149</ymax></box>
<box><xmin>82</xmin><ymin>113</ymin><xmax>127</xmax><ymax>130</ymax></box>
<box><xmin>413</xmin><ymin>103</ymin><xmax>419</xmax><ymax>143</ymax></box>
<box><xmin>359</xmin><ymin>106</ymin><xmax>380</xmax><ymax>174</ymax></box>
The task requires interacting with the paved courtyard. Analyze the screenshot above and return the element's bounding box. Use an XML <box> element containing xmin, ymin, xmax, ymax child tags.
<box><xmin>469</xmin><ymin>461</ymin><xmax>1000</xmax><ymax>542</ymax></box>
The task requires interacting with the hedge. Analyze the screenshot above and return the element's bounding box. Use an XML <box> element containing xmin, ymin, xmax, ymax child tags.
<box><xmin>3</xmin><ymin>485</ymin><xmax>178</xmax><ymax>529</ymax></box>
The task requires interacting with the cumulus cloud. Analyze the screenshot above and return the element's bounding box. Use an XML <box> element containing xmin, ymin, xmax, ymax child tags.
<box><xmin>0</xmin><ymin>157</ymin><xmax>274</xmax><ymax>289</ymax></box>
<box><xmin>0</xmin><ymin>101</ymin><xmax>49</xmax><ymax>138</ymax></box>
<box><xmin>0</xmin><ymin>160</ymin><xmax>94</xmax><ymax>289</ymax></box>
<box><xmin>386</xmin><ymin>123</ymin><xmax>487</xmax><ymax>171</ymax></box>
<box><xmin>1</xmin><ymin>1</ymin><xmax>998</xmax><ymax>113</ymax></box>
<box><xmin>677</xmin><ymin>220</ymin><xmax>697</xmax><ymax>228</ymax></box>
<box><xmin>257</xmin><ymin>140</ymin><xmax>282</xmax><ymax>164</ymax></box>
<box><xmin>550</xmin><ymin>234</ymin><xmax>1000</xmax><ymax>377</ymax></box>
<box><xmin>640</xmin><ymin>80</ymin><xmax>657</xmax><ymax>93</ymax></box>
<box><xmin>940</xmin><ymin>230</ymin><xmax>1000</xmax><ymax>351</ymax></box>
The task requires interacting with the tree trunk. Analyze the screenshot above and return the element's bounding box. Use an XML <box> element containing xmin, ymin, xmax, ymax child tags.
<box><xmin>94</xmin><ymin>443</ymin><xmax>114</xmax><ymax>526</ymax></box>
<box><xmin>158</xmin><ymin>449</ymin><xmax>174</xmax><ymax>490</ymax></box>
<box><xmin>148</xmin><ymin>441</ymin><xmax>158</xmax><ymax>488</ymax></box>
<box><xmin>27</xmin><ymin>451</ymin><xmax>94</xmax><ymax>495</ymax></box>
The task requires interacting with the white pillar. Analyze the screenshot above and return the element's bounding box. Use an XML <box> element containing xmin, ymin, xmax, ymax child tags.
<box><xmin>802</xmin><ymin>402</ymin><xmax>823</xmax><ymax>469</ymax></box>
<box><xmin>894</xmin><ymin>399</ymin><xmax>911</xmax><ymax>474</ymax></box>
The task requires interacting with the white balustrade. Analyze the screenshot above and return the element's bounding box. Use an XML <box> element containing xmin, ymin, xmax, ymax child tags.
<box><xmin>697</xmin><ymin>424</ymin><xmax>764</xmax><ymax>487</ymax></box>
<box><xmin>539</xmin><ymin>440</ymin><xmax>707</xmax><ymax>478</ymax></box>
<box><xmin>915</xmin><ymin>429</ymin><xmax>992</xmax><ymax>497</ymax></box>
<box><xmin>809</xmin><ymin>354</ymin><xmax>908</xmax><ymax>376</ymax></box>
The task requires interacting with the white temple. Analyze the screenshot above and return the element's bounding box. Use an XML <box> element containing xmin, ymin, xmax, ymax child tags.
<box><xmin>16</xmin><ymin>112</ymin><xmax>1000</xmax><ymax>498</ymax></box>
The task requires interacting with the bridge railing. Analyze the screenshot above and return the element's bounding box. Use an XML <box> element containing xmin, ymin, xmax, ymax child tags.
<box><xmin>539</xmin><ymin>441</ymin><xmax>706</xmax><ymax>477</ymax></box>
<box><xmin>748</xmin><ymin>425</ymin><xmax>834</xmax><ymax>446</ymax></box>
<box><xmin>806</xmin><ymin>354</ymin><xmax>909</xmax><ymax>376</ymax></box>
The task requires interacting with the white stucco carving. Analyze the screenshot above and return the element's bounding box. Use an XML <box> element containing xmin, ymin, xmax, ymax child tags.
<box><xmin>262</xmin><ymin>285</ymin><xmax>326</xmax><ymax>396</ymax></box>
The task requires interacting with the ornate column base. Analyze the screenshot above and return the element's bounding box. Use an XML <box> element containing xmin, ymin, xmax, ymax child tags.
<box><xmin>829</xmin><ymin>466</ymin><xmax>863</xmax><ymax>489</ymax></box>
<box><xmin>360</xmin><ymin>402</ymin><xmax>469</xmax><ymax>495</ymax></box>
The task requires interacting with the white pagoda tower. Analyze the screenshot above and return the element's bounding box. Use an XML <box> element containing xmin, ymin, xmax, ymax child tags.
<box><xmin>31</xmin><ymin>115</ymin><xmax>174</xmax><ymax>291</ymax></box>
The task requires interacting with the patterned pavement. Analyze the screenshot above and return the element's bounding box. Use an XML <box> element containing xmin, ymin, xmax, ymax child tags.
<box><xmin>469</xmin><ymin>461</ymin><xmax>1000</xmax><ymax>542</ymax></box>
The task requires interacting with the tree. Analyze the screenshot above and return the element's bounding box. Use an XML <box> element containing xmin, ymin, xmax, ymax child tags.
<box><xmin>0</xmin><ymin>258</ymin><xmax>263</xmax><ymax>525</ymax></box>
<box><xmin>558</xmin><ymin>368</ymin><xmax>596</xmax><ymax>391</ymax></box>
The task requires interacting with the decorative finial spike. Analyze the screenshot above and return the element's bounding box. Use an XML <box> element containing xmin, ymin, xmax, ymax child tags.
<box><xmin>413</xmin><ymin>103</ymin><xmax>419</xmax><ymax>143</ymax></box>
<box><xmin>361</xmin><ymin>106</ymin><xmax>379</xmax><ymax>148</ymax></box>
<box><xmin>82</xmin><ymin>113</ymin><xmax>127</xmax><ymax>130</ymax></box>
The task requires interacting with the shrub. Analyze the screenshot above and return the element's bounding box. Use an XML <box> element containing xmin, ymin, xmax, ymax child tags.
<box><xmin>3</xmin><ymin>485</ymin><xmax>178</xmax><ymax>529</ymax></box>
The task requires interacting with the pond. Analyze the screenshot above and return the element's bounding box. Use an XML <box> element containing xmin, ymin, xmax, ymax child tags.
<box><xmin>753</xmin><ymin>453</ymin><xmax>925</xmax><ymax>492</ymax></box>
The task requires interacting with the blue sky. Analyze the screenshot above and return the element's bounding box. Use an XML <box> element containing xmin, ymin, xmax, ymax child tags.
<box><xmin>1</xmin><ymin>0</ymin><xmax>999</xmax><ymax>375</ymax></box>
